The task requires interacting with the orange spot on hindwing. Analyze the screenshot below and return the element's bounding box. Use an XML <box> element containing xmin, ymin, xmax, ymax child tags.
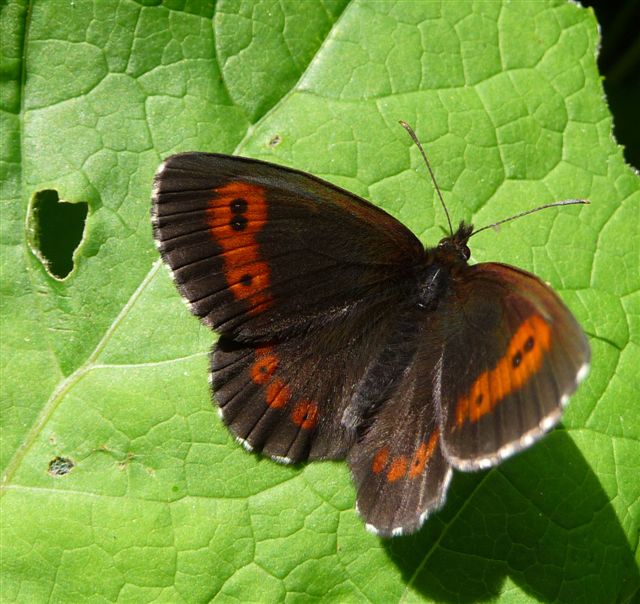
<box><xmin>386</xmin><ymin>457</ymin><xmax>408</xmax><ymax>482</ymax></box>
<box><xmin>206</xmin><ymin>182</ymin><xmax>272</xmax><ymax>312</ymax></box>
<box><xmin>372</xmin><ymin>447</ymin><xmax>389</xmax><ymax>474</ymax></box>
<box><xmin>454</xmin><ymin>315</ymin><xmax>552</xmax><ymax>429</ymax></box>
<box><xmin>250</xmin><ymin>348</ymin><xmax>278</xmax><ymax>385</ymax></box>
<box><xmin>266</xmin><ymin>379</ymin><xmax>291</xmax><ymax>409</ymax></box>
<box><xmin>291</xmin><ymin>401</ymin><xmax>319</xmax><ymax>430</ymax></box>
<box><xmin>409</xmin><ymin>429</ymin><xmax>439</xmax><ymax>478</ymax></box>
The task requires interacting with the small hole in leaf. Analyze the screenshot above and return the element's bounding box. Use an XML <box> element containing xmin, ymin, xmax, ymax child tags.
<box><xmin>30</xmin><ymin>190</ymin><xmax>88</xmax><ymax>279</ymax></box>
<box><xmin>48</xmin><ymin>456</ymin><xmax>75</xmax><ymax>476</ymax></box>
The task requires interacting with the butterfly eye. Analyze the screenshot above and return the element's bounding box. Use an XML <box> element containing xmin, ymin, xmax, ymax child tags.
<box><xmin>462</xmin><ymin>245</ymin><xmax>471</xmax><ymax>260</ymax></box>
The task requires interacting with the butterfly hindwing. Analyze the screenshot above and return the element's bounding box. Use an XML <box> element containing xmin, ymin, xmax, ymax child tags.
<box><xmin>347</xmin><ymin>319</ymin><xmax>453</xmax><ymax>537</ymax></box>
<box><xmin>152</xmin><ymin>153</ymin><xmax>423</xmax><ymax>340</ymax></box>
<box><xmin>437</xmin><ymin>263</ymin><xmax>591</xmax><ymax>469</ymax></box>
<box><xmin>211</xmin><ymin>293</ymin><xmax>404</xmax><ymax>463</ymax></box>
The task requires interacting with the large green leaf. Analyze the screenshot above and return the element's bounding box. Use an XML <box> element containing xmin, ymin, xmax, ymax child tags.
<box><xmin>1</xmin><ymin>1</ymin><xmax>638</xmax><ymax>602</ymax></box>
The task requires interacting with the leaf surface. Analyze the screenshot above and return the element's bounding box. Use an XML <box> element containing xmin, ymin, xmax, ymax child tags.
<box><xmin>1</xmin><ymin>1</ymin><xmax>638</xmax><ymax>602</ymax></box>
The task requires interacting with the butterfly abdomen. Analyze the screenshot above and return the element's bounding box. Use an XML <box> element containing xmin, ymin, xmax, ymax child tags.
<box><xmin>342</xmin><ymin>294</ymin><xmax>432</xmax><ymax>433</ymax></box>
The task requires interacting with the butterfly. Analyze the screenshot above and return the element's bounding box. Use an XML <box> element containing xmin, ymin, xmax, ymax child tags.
<box><xmin>151</xmin><ymin>124</ymin><xmax>590</xmax><ymax>537</ymax></box>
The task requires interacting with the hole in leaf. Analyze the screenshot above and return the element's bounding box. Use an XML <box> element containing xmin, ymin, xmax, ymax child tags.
<box><xmin>48</xmin><ymin>456</ymin><xmax>75</xmax><ymax>476</ymax></box>
<box><xmin>29</xmin><ymin>190</ymin><xmax>88</xmax><ymax>279</ymax></box>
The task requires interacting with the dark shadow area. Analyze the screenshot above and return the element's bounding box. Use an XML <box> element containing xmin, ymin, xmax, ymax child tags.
<box><xmin>30</xmin><ymin>189</ymin><xmax>88</xmax><ymax>279</ymax></box>
<box><xmin>582</xmin><ymin>0</ymin><xmax>640</xmax><ymax>170</ymax></box>
<box><xmin>383</xmin><ymin>431</ymin><xmax>638</xmax><ymax>603</ymax></box>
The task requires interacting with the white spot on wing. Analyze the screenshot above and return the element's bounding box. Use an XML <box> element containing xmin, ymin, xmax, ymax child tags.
<box><xmin>271</xmin><ymin>455</ymin><xmax>293</xmax><ymax>465</ymax></box>
<box><xmin>520</xmin><ymin>433</ymin><xmax>535</xmax><ymax>448</ymax></box>
<box><xmin>182</xmin><ymin>296</ymin><xmax>195</xmax><ymax>313</ymax></box>
<box><xmin>576</xmin><ymin>363</ymin><xmax>590</xmax><ymax>384</ymax></box>
<box><xmin>476</xmin><ymin>457</ymin><xmax>493</xmax><ymax>469</ymax></box>
<box><xmin>365</xmin><ymin>523</ymin><xmax>380</xmax><ymax>536</ymax></box>
<box><xmin>235</xmin><ymin>436</ymin><xmax>253</xmax><ymax>452</ymax></box>
<box><xmin>498</xmin><ymin>443</ymin><xmax>516</xmax><ymax>459</ymax></box>
<box><xmin>540</xmin><ymin>415</ymin><xmax>556</xmax><ymax>431</ymax></box>
<box><xmin>151</xmin><ymin>161</ymin><xmax>168</xmax><ymax>206</ymax></box>
<box><xmin>391</xmin><ymin>526</ymin><xmax>404</xmax><ymax>537</ymax></box>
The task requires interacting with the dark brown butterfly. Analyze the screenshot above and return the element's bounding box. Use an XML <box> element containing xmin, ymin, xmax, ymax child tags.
<box><xmin>151</xmin><ymin>126</ymin><xmax>590</xmax><ymax>537</ymax></box>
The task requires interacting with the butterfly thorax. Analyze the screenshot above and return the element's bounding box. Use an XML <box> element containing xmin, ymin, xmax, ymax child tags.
<box><xmin>414</xmin><ymin>222</ymin><xmax>473</xmax><ymax>310</ymax></box>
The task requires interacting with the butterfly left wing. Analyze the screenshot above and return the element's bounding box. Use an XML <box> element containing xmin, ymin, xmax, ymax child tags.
<box><xmin>152</xmin><ymin>153</ymin><xmax>423</xmax><ymax>341</ymax></box>
<box><xmin>211</xmin><ymin>290</ymin><xmax>405</xmax><ymax>462</ymax></box>
<box><xmin>437</xmin><ymin>262</ymin><xmax>591</xmax><ymax>470</ymax></box>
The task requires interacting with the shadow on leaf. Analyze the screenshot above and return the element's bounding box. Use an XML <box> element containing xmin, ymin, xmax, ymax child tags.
<box><xmin>384</xmin><ymin>431</ymin><xmax>638</xmax><ymax>603</ymax></box>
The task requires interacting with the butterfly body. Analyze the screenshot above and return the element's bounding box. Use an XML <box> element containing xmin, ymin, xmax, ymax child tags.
<box><xmin>152</xmin><ymin>152</ymin><xmax>590</xmax><ymax>537</ymax></box>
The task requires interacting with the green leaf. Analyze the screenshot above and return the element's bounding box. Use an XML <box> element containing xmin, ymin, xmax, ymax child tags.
<box><xmin>2</xmin><ymin>1</ymin><xmax>638</xmax><ymax>602</ymax></box>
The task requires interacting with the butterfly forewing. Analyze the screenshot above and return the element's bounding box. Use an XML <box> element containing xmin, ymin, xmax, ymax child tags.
<box><xmin>437</xmin><ymin>263</ymin><xmax>591</xmax><ymax>469</ymax></box>
<box><xmin>152</xmin><ymin>153</ymin><xmax>423</xmax><ymax>340</ymax></box>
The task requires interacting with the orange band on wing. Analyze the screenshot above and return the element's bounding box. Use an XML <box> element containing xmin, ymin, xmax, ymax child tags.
<box><xmin>455</xmin><ymin>315</ymin><xmax>552</xmax><ymax>428</ymax></box>
<box><xmin>206</xmin><ymin>182</ymin><xmax>272</xmax><ymax>312</ymax></box>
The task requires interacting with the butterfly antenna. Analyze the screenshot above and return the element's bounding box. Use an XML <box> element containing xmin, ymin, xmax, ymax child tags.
<box><xmin>400</xmin><ymin>120</ymin><xmax>453</xmax><ymax>236</ymax></box>
<box><xmin>471</xmin><ymin>199</ymin><xmax>589</xmax><ymax>237</ymax></box>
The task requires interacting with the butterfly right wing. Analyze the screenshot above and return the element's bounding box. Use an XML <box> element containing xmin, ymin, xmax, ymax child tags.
<box><xmin>436</xmin><ymin>262</ymin><xmax>591</xmax><ymax>470</ymax></box>
<box><xmin>346</xmin><ymin>259</ymin><xmax>591</xmax><ymax>537</ymax></box>
<box><xmin>347</xmin><ymin>313</ymin><xmax>452</xmax><ymax>537</ymax></box>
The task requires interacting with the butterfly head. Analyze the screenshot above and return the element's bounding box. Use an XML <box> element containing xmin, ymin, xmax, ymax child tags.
<box><xmin>435</xmin><ymin>221</ymin><xmax>473</xmax><ymax>265</ymax></box>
